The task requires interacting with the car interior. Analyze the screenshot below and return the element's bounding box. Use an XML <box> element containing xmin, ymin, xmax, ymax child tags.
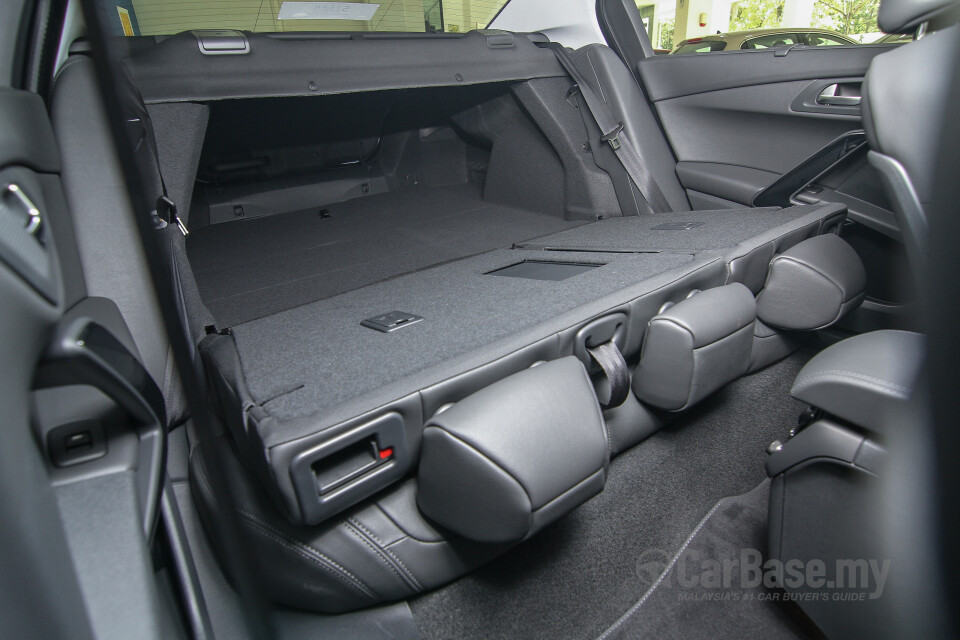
<box><xmin>1</xmin><ymin>0</ymin><xmax>958</xmax><ymax>638</ymax></box>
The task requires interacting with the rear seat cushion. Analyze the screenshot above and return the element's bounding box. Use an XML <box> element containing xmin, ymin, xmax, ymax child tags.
<box><xmin>201</xmin><ymin>251</ymin><xmax>718</xmax><ymax>524</ymax></box>
<box><xmin>201</xmin><ymin>202</ymin><xmax>847</xmax><ymax>525</ymax></box>
<box><xmin>190</xmin><ymin>435</ymin><xmax>508</xmax><ymax>614</ymax></box>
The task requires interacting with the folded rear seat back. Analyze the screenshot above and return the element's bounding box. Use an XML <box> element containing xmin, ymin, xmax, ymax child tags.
<box><xmin>198</xmin><ymin>198</ymin><xmax>857</xmax><ymax>528</ymax></box>
<box><xmin>166</xmin><ymin>37</ymin><xmax>870</xmax><ymax>614</ymax></box>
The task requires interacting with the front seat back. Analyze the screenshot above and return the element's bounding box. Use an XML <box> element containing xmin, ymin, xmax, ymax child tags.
<box><xmin>862</xmin><ymin>0</ymin><xmax>959</xmax><ymax>269</ymax></box>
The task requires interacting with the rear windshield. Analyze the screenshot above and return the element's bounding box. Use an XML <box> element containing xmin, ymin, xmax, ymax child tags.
<box><xmin>673</xmin><ymin>40</ymin><xmax>727</xmax><ymax>54</ymax></box>
<box><xmin>103</xmin><ymin>0</ymin><xmax>510</xmax><ymax>36</ymax></box>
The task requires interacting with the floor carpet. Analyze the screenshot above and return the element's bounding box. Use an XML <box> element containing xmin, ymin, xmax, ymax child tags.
<box><xmin>410</xmin><ymin>346</ymin><xmax>819</xmax><ymax>640</ymax></box>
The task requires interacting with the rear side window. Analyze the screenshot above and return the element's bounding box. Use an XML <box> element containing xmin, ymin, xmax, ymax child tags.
<box><xmin>658</xmin><ymin>0</ymin><xmax>887</xmax><ymax>54</ymax></box>
<box><xmin>740</xmin><ymin>33</ymin><xmax>801</xmax><ymax>49</ymax></box>
<box><xmin>674</xmin><ymin>41</ymin><xmax>727</xmax><ymax>54</ymax></box>
<box><xmin>804</xmin><ymin>32</ymin><xmax>853</xmax><ymax>46</ymax></box>
<box><xmin>101</xmin><ymin>0</ymin><xmax>510</xmax><ymax>36</ymax></box>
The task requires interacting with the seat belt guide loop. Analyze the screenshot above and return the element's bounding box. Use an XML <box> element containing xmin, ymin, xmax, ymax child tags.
<box><xmin>601</xmin><ymin>122</ymin><xmax>625</xmax><ymax>151</ymax></box>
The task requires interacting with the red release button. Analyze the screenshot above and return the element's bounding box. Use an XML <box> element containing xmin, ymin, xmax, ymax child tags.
<box><xmin>379</xmin><ymin>447</ymin><xmax>393</xmax><ymax>460</ymax></box>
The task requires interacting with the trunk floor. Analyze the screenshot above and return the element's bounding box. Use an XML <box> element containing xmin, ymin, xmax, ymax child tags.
<box><xmin>187</xmin><ymin>184</ymin><xmax>586</xmax><ymax>326</ymax></box>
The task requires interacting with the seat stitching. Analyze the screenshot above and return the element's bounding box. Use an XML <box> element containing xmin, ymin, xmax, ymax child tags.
<box><xmin>347</xmin><ymin>517</ymin><xmax>423</xmax><ymax>591</ymax></box>
<box><xmin>794</xmin><ymin>370</ymin><xmax>911</xmax><ymax>398</ymax></box>
<box><xmin>238</xmin><ymin>516</ymin><xmax>376</xmax><ymax>600</ymax></box>
<box><xmin>373</xmin><ymin>504</ymin><xmax>447</xmax><ymax>545</ymax></box>
<box><xmin>341</xmin><ymin>520</ymin><xmax>420</xmax><ymax>592</ymax></box>
<box><xmin>192</xmin><ymin>452</ymin><xmax>376</xmax><ymax>598</ymax></box>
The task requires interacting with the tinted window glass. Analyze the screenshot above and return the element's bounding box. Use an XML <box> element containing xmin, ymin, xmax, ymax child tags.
<box><xmin>674</xmin><ymin>41</ymin><xmax>727</xmax><ymax>53</ymax></box>
<box><xmin>101</xmin><ymin>0</ymin><xmax>510</xmax><ymax>36</ymax></box>
<box><xmin>649</xmin><ymin>0</ymin><xmax>885</xmax><ymax>53</ymax></box>
<box><xmin>741</xmin><ymin>33</ymin><xmax>801</xmax><ymax>48</ymax></box>
<box><xmin>805</xmin><ymin>32</ymin><xmax>853</xmax><ymax>46</ymax></box>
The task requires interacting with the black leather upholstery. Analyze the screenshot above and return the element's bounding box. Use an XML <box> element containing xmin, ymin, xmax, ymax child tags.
<box><xmin>756</xmin><ymin>234</ymin><xmax>866</xmax><ymax>331</ymax></box>
<box><xmin>863</xmin><ymin>26</ymin><xmax>959</xmax><ymax>209</ymax></box>
<box><xmin>791</xmin><ymin>330</ymin><xmax>925</xmax><ymax>430</ymax></box>
<box><xmin>633</xmin><ymin>283</ymin><xmax>756</xmax><ymax>411</ymax></box>
<box><xmin>417</xmin><ymin>357</ymin><xmax>608</xmax><ymax>543</ymax></box>
<box><xmin>766</xmin><ymin>330</ymin><xmax>926</xmax><ymax>637</ymax></box>
<box><xmin>190</xmin><ymin>434</ymin><xmax>511</xmax><ymax>613</ymax></box>
<box><xmin>878</xmin><ymin>0</ymin><xmax>958</xmax><ymax>33</ymax></box>
<box><xmin>766</xmin><ymin>9</ymin><xmax>945</xmax><ymax>636</ymax></box>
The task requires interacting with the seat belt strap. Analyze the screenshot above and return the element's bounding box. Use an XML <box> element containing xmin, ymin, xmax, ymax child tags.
<box><xmin>587</xmin><ymin>341</ymin><xmax>630</xmax><ymax>410</ymax></box>
<box><xmin>121</xmin><ymin>64</ymin><xmax>188</xmax><ymax>236</ymax></box>
<box><xmin>547</xmin><ymin>43</ymin><xmax>672</xmax><ymax>214</ymax></box>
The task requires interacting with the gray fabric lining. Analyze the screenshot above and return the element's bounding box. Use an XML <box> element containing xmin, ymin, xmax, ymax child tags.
<box><xmin>146</xmin><ymin>102</ymin><xmax>208</xmax><ymax>228</ymax></box>
<box><xmin>517</xmin><ymin>206</ymin><xmax>822</xmax><ymax>252</ymax></box>
<box><xmin>229</xmin><ymin>249</ymin><xmax>698</xmax><ymax>433</ymax></box>
<box><xmin>147</xmin><ymin>102</ymin><xmax>216</xmax><ymax>423</ymax></box>
<box><xmin>187</xmin><ymin>184</ymin><xmax>586</xmax><ymax>326</ymax></box>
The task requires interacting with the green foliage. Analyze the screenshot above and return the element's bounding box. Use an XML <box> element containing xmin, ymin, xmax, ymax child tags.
<box><xmin>727</xmin><ymin>0</ymin><xmax>879</xmax><ymax>35</ymax></box>
<box><xmin>658</xmin><ymin>18</ymin><xmax>675</xmax><ymax>49</ymax></box>
<box><xmin>729</xmin><ymin>0</ymin><xmax>785</xmax><ymax>31</ymax></box>
<box><xmin>812</xmin><ymin>0</ymin><xmax>881</xmax><ymax>35</ymax></box>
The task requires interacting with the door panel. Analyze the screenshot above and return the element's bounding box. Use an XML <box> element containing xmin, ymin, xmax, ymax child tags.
<box><xmin>637</xmin><ymin>46</ymin><xmax>889</xmax><ymax>200</ymax></box>
<box><xmin>602</xmin><ymin>0</ymin><xmax>915</xmax><ymax>328</ymax></box>
<box><xmin>1</xmin><ymin>84</ymin><xmax>176</xmax><ymax>638</ymax></box>
<box><xmin>635</xmin><ymin>42</ymin><xmax>911</xmax><ymax>330</ymax></box>
<box><xmin>675</xmin><ymin>162</ymin><xmax>780</xmax><ymax>205</ymax></box>
<box><xmin>654</xmin><ymin>79</ymin><xmax>859</xmax><ymax>176</ymax></box>
<box><xmin>0</xmin><ymin>89</ymin><xmax>94</xmax><ymax>640</ymax></box>
<box><xmin>637</xmin><ymin>45</ymin><xmax>888</xmax><ymax>101</ymax></box>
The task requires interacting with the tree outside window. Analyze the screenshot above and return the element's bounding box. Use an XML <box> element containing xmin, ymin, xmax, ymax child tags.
<box><xmin>658</xmin><ymin>18</ymin><xmax>676</xmax><ymax>49</ymax></box>
<box><xmin>728</xmin><ymin>0</ymin><xmax>880</xmax><ymax>37</ymax></box>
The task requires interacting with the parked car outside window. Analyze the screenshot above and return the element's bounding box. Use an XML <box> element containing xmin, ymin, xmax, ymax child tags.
<box><xmin>671</xmin><ymin>27</ymin><xmax>857</xmax><ymax>53</ymax></box>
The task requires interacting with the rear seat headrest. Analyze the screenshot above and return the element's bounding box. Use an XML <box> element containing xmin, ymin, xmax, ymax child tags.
<box><xmin>417</xmin><ymin>357</ymin><xmax>608</xmax><ymax>544</ymax></box>
<box><xmin>756</xmin><ymin>234</ymin><xmax>866</xmax><ymax>332</ymax></box>
<box><xmin>633</xmin><ymin>283</ymin><xmax>757</xmax><ymax>412</ymax></box>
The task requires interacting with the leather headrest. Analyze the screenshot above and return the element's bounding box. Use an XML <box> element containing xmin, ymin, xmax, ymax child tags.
<box><xmin>878</xmin><ymin>0</ymin><xmax>958</xmax><ymax>33</ymax></box>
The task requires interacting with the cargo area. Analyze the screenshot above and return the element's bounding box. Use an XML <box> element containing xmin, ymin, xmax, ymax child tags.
<box><xmin>185</xmin><ymin>81</ymin><xmax>618</xmax><ymax>325</ymax></box>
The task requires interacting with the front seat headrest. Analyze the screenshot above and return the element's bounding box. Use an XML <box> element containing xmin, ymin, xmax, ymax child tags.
<box><xmin>878</xmin><ymin>0</ymin><xmax>959</xmax><ymax>33</ymax></box>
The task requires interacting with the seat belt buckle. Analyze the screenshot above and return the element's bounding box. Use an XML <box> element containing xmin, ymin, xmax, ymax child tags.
<box><xmin>600</xmin><ymin>122</ymin><xmax>624</xmax><ymax>151</ymax></box>
<box><xmin>156</xmin><ymin>195</ymin><xmax>188</xmax><ymax>237</ymax></box>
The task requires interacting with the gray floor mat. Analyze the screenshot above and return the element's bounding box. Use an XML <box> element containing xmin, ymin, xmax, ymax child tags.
<box><xmin>187</xmin><ymin>184</ymin><xmax>584</xmax><ymax>325</ymax></box>
<box><xmin>409</xmin><ymin>345</ymin><xmax>819</xmax><ymax>640</ymax></box>
<box><xmin>598</xmin><ymin>480</ymin><xmax>824</xmax><ymax>640</ymax></box>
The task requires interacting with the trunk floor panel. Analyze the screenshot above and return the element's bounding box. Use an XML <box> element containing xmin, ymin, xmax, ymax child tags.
<box><xmin>409</xmin><ymin>346</ymin><xmax>821</xmax><ymax>640</ymax></box>
<box><xmin>228</xmin><ymin>250</ymin><xmax>699</xmax><ymax>434</ymax></box>
<box><xmin>516</xmin><ymin>206</ymin><xmax>816</xmax><ymax>252</ymax></box>
<box><xmin>187</xmin><ymin>184</ymin><xmax>586</xmax><ymax>326</ymax></box>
